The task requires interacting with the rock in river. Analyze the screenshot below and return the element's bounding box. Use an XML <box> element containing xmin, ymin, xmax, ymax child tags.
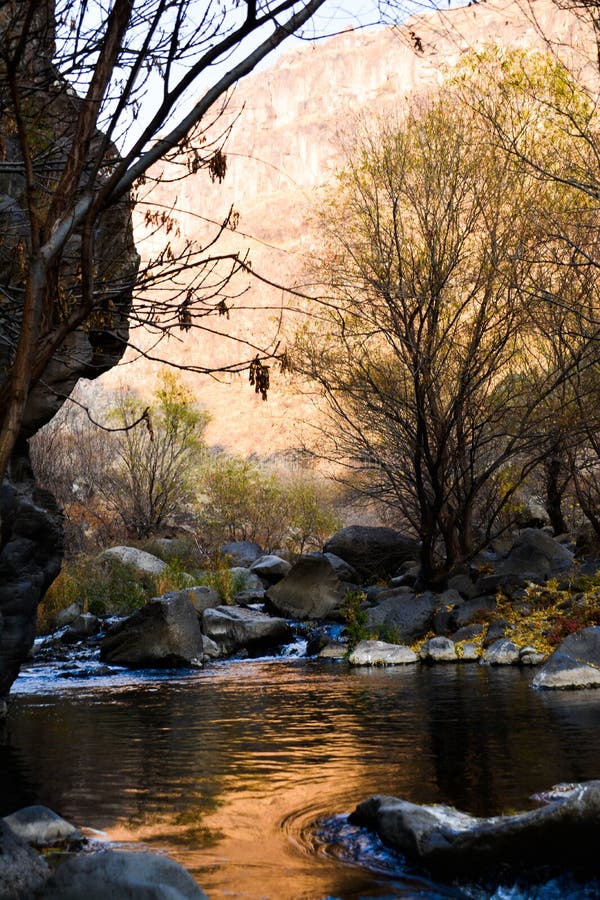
<box><xmin>349</xmin><ymin>780</ymin><xmax>600</xmax><ymax>877</ymax></box>
<box><xmin>100</xmin><ymin>595</ymin><xmax>203</xmax><ymax>668</ymax></box>
<box><xmin>202</xmin><ymin>605</ymin><xmax>292</xmax><ymax>656</ymax></box>
<box><xmin>533</xmin><ymin>626</ymin><xmax>600</xmax><ymax>690</ymax></box>
<box><xmin>266</xmin><ymin>555</ymin><xmax>346</xmax><ymax>619</ymax></box>
<box><xmin>348</xmin><ymin>640</ymin><xmax>417</xmax><ymax>666</ymax></box>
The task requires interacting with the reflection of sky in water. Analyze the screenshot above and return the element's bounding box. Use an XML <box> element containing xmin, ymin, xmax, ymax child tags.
<box><xmin>3</xmin><ymin>660</ymin><xmax>600</xmax><ymax>899</ymax></box>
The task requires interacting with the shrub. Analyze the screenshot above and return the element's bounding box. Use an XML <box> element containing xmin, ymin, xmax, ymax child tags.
<box><xmin>341</xmin><ymin>589</ymin><xmax>369</xmax><ymax>649</ymax></box>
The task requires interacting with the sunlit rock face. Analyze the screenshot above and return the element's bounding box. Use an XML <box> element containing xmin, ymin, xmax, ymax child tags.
<box><xmin>0</xmin><ymin>1</ymin><xmax>139</xmax><ymax>703</ymax></box>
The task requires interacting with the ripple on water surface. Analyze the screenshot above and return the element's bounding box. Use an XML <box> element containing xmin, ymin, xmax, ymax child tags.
<box><xmin>4</xmin><ymin>655</ymin><xmax>600</xmax><ymax>898</ymax></box>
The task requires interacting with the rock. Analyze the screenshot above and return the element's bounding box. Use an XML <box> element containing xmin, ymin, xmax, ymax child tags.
<box><xmin>367</xmin><ymin>591</ymin><xmax>439</xmax><ymax>643</ymax></box>
<box><xmin>0</xmin><ymin>478</ymin><xmax>63</xmax><ymax>700</ymax></box>
<box><xmin>519</xmin><ymin>646</ymin><xmax>546</xmax><ymax>666</ymax></box>
<box><xmin>305</xmin><ymin>629</ymin><xmax>330</xmax><ymax>656</ymax></box>
<box><xmin>220</xmin><ymin>541</ymin><xmax>263</xmax><ymax>567</ymax></box>
<box><xmin>201</xmin><ymin>634</ymin><xmax>221</xmax><ymax>660</ymax></box>
<box><xmin>458</xmin><ymin>642</ymin><xmax>480</xmax><ymax>661</ymax></box>
<box><xmin>482</xmin><ymin>639</ymin><xmax>520</xmax><ymax>665</ymax></box>
<box><xmin>419</xmin><ymin>636</ymin><xmax>458</xmax><ymax>662</ymax></box>
<box><xmin>99</xmin><ymin>546</ymin><xmax>166</xmax><ymax>576</ymax></box>
<box><xmin>266</xmin><ymin>556</ymin><xmax>346</xmax><ymax>620</ymax></box>
<box><xmin>0</xmin><ymin>819</ymin><xmax>49</xmax><ymax>899</ymax></box>
<box><xmin>533</xmin><ymin>626</ymin><xmax>600</xmax><ymax>690</ymax></box>
<box><xmin>54</xmin><ymin>602</ymin><xmax>82</xmax><ymax>628</ymax></box>
<box><xmin>181</xmin><ymin>586</ymin><xmax>221</xmax><ymax>615</ymax></box>
<box><xmin>482</xmin><ymin>619</ymin><xmax>509</xmax><ymax>647</ymax></box>
<box><xmin>231</xmin><ymin>589</ymin><xmax>266</xmax><ymax>606</ymax></box>
<box><xmin>99</xmin><ymin>595</ymin><xmax>203</xmax><ymax>668</ymax></box>
<box><xmin>201</xmin><ymin>605</ymin><xmax>292</xmax><ymax>656</ymax></box>
<box><xmin>447</xmin><ymin>573</ymin><xmax>476</xmax><ymax>599</ymax></box>
<box><xmin>471</xmin><ymin>572</ymin><xmax>522</xmax><ymax>600</ymax></box>
<box><xmin>3</xmin><ymin>806</ymin><xmax>82</xmax><ymax>848</ymax></box>
<box><xmin>318</xmin><ymin>641</ymin><xmax>348</xmax><ymax>659</ymax></box>
<box><xmin>229</xmin><ymin>566</ymin><xmax>263</xmax><ymax>588</ymax></box>
<box><xmin>39</xmin><ymin>849</ymin><xmax>207</xmax><ymax>899</ymax></box>
<box><xmin>323</xmin><ymin>525</ymin><xmax>419</xmax><ymax>580</ymax></box>
<box><xmin>348</xmin><ymin>640</ymin><xmax>417</xmax><ymax>666</ymax></box>
<box><xmin>449</xmin><ymin>595</ymin><xmax>497</xmax><ymax>630</ymax></box>
<box><xmin>497</xmin><ymin>528</ymin><xmax>574</xmax><ymax>582</ymax></box>
<box><xmin>62</xmin><ymin>613</ymin><xmax>99</xmax><ymax>643</ymax></box>
<box><xmin>323</xmin><ymin>552</ymin><xmax>359</xmax><ymax>582</ymax></box>
<box><xmin>249</xmin><ymin>554</ymin><xmax>292</xmax><ymax>582</ymax></box>
<box><xmin>451</xmin><ymin>624</ymin><xmax>484</xmax><ymax>642</ymax></box>
<box><xmin>349</xmin><ymin>780</ymin><xmax>600</xmax><ymax>876</ymax></box>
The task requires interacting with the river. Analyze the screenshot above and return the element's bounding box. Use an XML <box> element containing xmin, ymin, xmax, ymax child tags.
<box><xmin>2</xmin><ymin>653</ymin><xmax>600</xmax><ymax>898</ymax></box>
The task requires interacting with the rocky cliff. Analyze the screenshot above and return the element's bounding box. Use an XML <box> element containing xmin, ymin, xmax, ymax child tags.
<box><xmin>0</xmin><ymin>3</ymin><xmax>139</xmax><ymax>705</ymax></box>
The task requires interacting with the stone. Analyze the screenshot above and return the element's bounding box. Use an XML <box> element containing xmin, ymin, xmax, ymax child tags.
<box><xmin>99</xmin><ymin>595</ymin><xmax>203</xmax><ymax>668</ymax></box>
<box><xmin>181</xmin><ymin>586</ymin><xmax>221</xmax><ymax>615</ymax></box>
<box><xmin>458</xmin><ymin>642</ymin><xmax>480</xmax><ymax>661</ymax></box>
<box><xmin>497</xmin><ymin>528</ymin><xmax>574</xmax><ymax>582</ymax></box>
<box><xmin>99</xmin><ymin>546</ymin><xmax>166</xmax><ymax>576</ymax></box>
<box><xmin>533</xmin><ymin>626</ymin><xmax>600</xmax><ymax>690</ymax></box>
<box><xmin>220</xmin><ymin>541</ymin><xmax>263</xmax><ymax>567</ymax></box>
<box><xmin>447</xmin><ymin>573</ymin><xmax>476</xmax><ymax>599</ymax></box>
<box><xmin>348</xmin><ymin>640</ymin><xmax>417</xmax><ymax>666</ymax></box>
<box><xmin>54</xmin><ymin>602</ymin><xmax>82</xmax><ymax>628</ymax></box>
<box><xmin>482</xmin><ymin>639</ymin><xmax>520</xmax><ymax>665</ymax></box>
<box><xmin>482</xmin><ymin>619</ymin><xmax>509</xmax><ymax>647</ymax></box>
<box><xmin>349</xmin><ymin>780</ymin><xmax>600</xmax><ymax>877</ymax></box>
<box><xmin>449</xmin><ymin>595</ymin><xmax>497</xmax><ymax>630</ymax></box>
<box><xmin>0</xmin><ymin>819</ymin><xmax>49</xmax><ymax>899</ymax></box>
<box><xmin>519</xmin><ymin>646</ymin><xmax>546</xmax><ymax>666</ymax></box>
<box><xmin>367</xmin><ymin>591</ymin><xmax>439</xmax><ymax>644</ymax></box>
<box><xmin>323</xmin><ymin>552</ymin><xmax>359</xmax><ymax>582</ymax></box>
<box><xmin>318</xmin><ymin>641</ymin><xmax>347</xmax><ymax>659</ymax></box>
<box><xmin>201</xmin><ymin>605</ymin><xmax>292</xmax><ymax>656</ymax></box>
<box><xmin>451</xmin><ymin>624</ymin><xmax>484</xmax><ymax>643</ymax></box>
<box><xmin>228</xmin><ymin>567</ymin><xmax>264</xmax><ymax>592</ymax></box>
<box><xmin>62</xmin><ymin>613</ymin><xmax>99</xmax><ymax>643</ymax></box>
<box><xmin>266</xmin><ymin>556</ymin><xmax>346</xmax><ymax>620</ymax></box>
<box><xmin>323</xmin><ymin>525</ymin><xmax>419</xmax><ymax>580</ymax></box>
<box><xmin>249</xmin><ymin>554</ymin><xmax>292</xmax><ymax>581</ymax></box>
<box><xmin>231</xmin><ymin>589</ymin><xmax>266</xmax><ymax>606</ymax></box>
<box><xmin>39</xmin><ymin>849</ymin><xmax>207</xmax><ymax>899</ymax></box>
<box><xmin>3</xmin><ymin>806</ymin><xmax>82</xmax><ymax>848</ymax></box>
<box><xmin>419</xmin><ymin>636</ymin><xmax>458</xmax><ymax>662</ymax></box>
<box><xmin>201</xmin><ymin>635</ymin><xmax>221</xmax><ymax>660</ymax></box>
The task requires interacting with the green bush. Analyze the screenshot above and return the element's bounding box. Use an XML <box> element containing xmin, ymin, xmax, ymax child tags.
<box><xmin>341</xmin><ymin>589</ymin><xmax>369</xmax><ymax>649</ymax></box>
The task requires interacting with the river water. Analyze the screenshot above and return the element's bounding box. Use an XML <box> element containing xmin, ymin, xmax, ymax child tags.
<box><xmin>2</xmin><ymin>654</ymin><xmax>600</xmax><ymax>899</ymax></box>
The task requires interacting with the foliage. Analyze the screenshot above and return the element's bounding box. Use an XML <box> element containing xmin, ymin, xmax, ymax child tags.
<box><xmin>340</xmin><ymin>589</ymin><xmax>369</xmax><ymax>649</ymax></box>
<box><xmin>296</xmin><ymin>51</ymin><xmax>600</xmax><ymax>585</ymax></box>
<box><xmin>196</xmin><ymin>555</ymin><xmax>255</xmax><ymax>604</ymax></box>
<box><xmin>197</xmin><ymin>454</ymin><xmax>340</xmax><ymax>553</ymax></box>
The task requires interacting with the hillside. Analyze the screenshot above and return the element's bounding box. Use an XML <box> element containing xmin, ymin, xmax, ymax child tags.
<box><xmin>95</xmin><ymin>0</ymin><xmax>596</xmax><ymax>456</ymax></box>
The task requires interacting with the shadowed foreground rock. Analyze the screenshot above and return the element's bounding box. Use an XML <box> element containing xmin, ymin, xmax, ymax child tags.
<box><xmin>324</xmin><ymin>525</ymin><xmax>419</xmax><ymax>580</ymax></box>
<box><xmin>100</xmin><ymin>595</ymin><xmax>203</xmax><ymax>668</ymax></box>
<box><xmin>349</xmin><ymin>781</ymin><xmax>600</xmax><ymax>877</ymax></box>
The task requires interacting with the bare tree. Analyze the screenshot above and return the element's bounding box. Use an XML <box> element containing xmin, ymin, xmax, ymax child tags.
<box><xmin>295</xmin><ymin>67</ymin><xmax>600</xmax><ymax>585</ymax></box>
<box><xmin>0</xmin><ymin>0</ymin><xmax>335</xmax><ymax>487</ymax></box>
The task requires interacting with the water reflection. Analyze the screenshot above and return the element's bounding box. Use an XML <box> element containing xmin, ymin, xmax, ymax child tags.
<box><xmin>2</xmin><ymin>660</ymin><xmax>600</xmax><ymax>898</ymax></box>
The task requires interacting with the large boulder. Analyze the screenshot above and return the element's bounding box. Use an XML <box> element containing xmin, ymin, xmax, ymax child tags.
<box><xmin>533</xmin><ymin>627</ymin><xmax>600</xmax><ymax>690</ymax></box>
<box><xmin>323</xmin><ymin>526</ymin><xmax>419</xmax><ymax>580</ymax></box>
<box><xmin>201</xmin><ymin>605</ymin><xmax>292</xmax><ymax>656</ymax></box>
<box><xmin>249</xmin><ymin>554</ymin><xmax>292</xmax><ymax>582</ymax></box>
<box><xmin>0</xmin><ymin>819</ymin><xmax>49</xmax><ymax>898</ymax></box>
<box><xmin>367</xmin><ymin>591</ymin><xmax>439</xmax><ymax>644</ymax></box>
<box><xmin>497</xmin><ymin>529</ymin><xmax>574</xmax><ymax>582</ymax></box>
<box><xmin>348</xmin><ymin>640</ymin><xmax>417</xmax><ymax>666</ymax></box>
<box><xmin>99</xmin><ymin>595</ymin><xmax>203</xmax><ymax>668</ymax></box>
<box><xmin>266</xmin><ymin>556</ymin><xmax>346</xmax><ymax>620</ymax></box>
<box><xmin>349</xmin><ymin>780</ymin><xmax>600</xmax><ymax>877</ymax></box>
<box><xmin>220</xmin><ymin>541</ymin><xmax>263</xmax><ymax>567</ymax></box>
<box><xmin>98</xmin><ymin>546</ymin><xmax>166</xmax><ymax>576</ymax></box>
<box><xmin>39</xmin><ymin>849</ymin><xmax>207</xmax><ymax>900</ymax></box>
